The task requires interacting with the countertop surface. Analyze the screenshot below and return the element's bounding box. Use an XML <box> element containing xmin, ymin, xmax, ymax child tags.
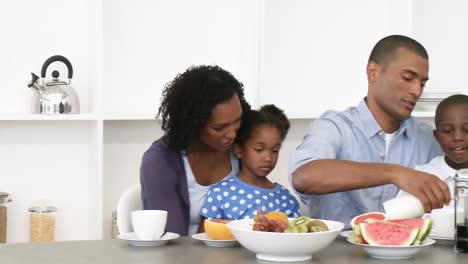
<box><xmin>0</xmin><ymin>236</ymin><xmax>466</xmax><ymax>264</ymax></box>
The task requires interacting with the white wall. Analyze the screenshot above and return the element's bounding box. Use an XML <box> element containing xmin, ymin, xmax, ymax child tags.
<box><xmin>103</xmin><ymin>0</ymin><xmax>261</xmax><ymax>113</ymax></box>
<box><xmin>0</xmin><ymin>121</ymin><xmax>94</xmax><ymax>242</ymax></box>
<box><xmin>0</xmin><ymin>0</ymin><xmax>99</xmax><ymax>114</ymax></box>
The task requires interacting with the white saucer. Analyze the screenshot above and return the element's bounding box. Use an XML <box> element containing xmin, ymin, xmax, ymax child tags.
<box><xmin>191</xmin><ymin>232</ymin><xmax>239</xmax><ymax>247</ymax></box>
<box><xmin>429</xmin><ymin>234</ymin><xmax>454</xmax><ymax>246</ymax></box>
<box><xmin>428</xmin><ymin>228</ymin><xmax>455</xmax><ymax>245</ymax></box>
<box><xmin>118</xmin><ymin>232</ymin><xmax>180</xmax><ymax>247</ymax></box>
<box><xmin>347</xmin><ymin>237</ymin><xmax>435</xmax><ymax>259</ymax></box>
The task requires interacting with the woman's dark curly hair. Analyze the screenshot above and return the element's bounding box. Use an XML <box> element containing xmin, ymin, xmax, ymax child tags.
<box><xmin>235</xmin><ymin>104</ymin><xmax>290</xmax><ymax>146</ymax></box>
<box><xmin>157</xmin><ymin>65</ymin><xmax>251</xmax><ymax>150</ymax></box>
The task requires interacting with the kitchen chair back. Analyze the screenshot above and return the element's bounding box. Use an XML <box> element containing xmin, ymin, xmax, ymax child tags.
<box><xmin>116</xmin><ymin>184</ymin><xmax>142</xmax><ymax>234</ymax></box>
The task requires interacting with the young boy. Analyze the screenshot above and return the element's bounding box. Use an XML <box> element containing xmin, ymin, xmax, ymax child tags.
<box><xmin>414</xmin><ymin>94</ymin><xmax>468</xmax><ymax>206</ymax></box>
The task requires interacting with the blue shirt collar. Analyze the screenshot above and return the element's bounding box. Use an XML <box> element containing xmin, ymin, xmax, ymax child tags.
<box><xmin>356</xmin><ymin>98</ymin><xmax>410</xmax><ymax>139</ymax></box>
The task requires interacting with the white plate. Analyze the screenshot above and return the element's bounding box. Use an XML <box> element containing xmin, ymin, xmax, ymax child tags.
<box><xmin>347</xmin><ymin>237</ymin><xmax>435</xmax><ymax>259</ymax></box>
<box><xmin>118</xmin><ymin>232</ymin><xmax>180</xmax><ymax>247</ymax></box>
<box><xmin>191</xmin><ymin>232</ymin><xmax>239</xmax><ymax>247</ymax></box>
<box><xmin>339</xmin><ymin>230</ymin><xmax>352</xmax><ymax>238</ymax></box>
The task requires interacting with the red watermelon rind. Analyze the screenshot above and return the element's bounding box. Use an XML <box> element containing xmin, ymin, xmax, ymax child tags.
<box><xmin>359</xmin><ymin>222</ymin><xmax>419</xmax><ymax>246</ymax></box>
<box><xmin>350</xmin><ymin>212</ymin><xmax>387</xmax><ymax>236</ymax></box>
<box><xmin>389</xmin><ymin>218</ymin><xmax>432</xmax><ymax>245</ymax></box>
<box><xmin>350</xmin><ymin>212</ymin><xmax>387</xmax><ymax>228</ymax></box>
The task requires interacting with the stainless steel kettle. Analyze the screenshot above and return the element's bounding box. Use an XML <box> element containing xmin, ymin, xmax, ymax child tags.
<box><xmin>27</xmin><ymin>55</ymin><xmax>80</xmax><ymax>114</ymax></box>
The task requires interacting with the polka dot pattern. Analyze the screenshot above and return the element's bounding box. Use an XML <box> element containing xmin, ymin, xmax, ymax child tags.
<box><xmin>200</xmin><ymin>176</ymin><xmax>300</xmax><ymax>220</ymax></box>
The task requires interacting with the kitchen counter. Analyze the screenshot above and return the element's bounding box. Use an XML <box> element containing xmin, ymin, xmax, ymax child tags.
<box><xmin>0</xmin><ymin>236</ymin><xmax>466</xmax><ymax>264</ymax></box>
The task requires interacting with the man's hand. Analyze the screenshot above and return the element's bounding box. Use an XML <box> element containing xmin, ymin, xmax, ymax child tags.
<box><xmin>393</xmin><ymin>166</ymin><xmax>451</xmax><ymax>212</ymax></box>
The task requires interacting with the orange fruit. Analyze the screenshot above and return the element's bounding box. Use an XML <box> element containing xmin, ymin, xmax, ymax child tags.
<box><xmin>264</xmin><ymin>211</ymin><xmax>289</xmax><ymax>224</ymax></box>
<box><xmin>204</xmin><ymin>219</ymin><xmax>235</xmax><ymax>240</ymax></box>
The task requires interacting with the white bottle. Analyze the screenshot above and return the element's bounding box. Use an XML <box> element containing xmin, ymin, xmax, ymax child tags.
<box><xmin>383</xmin><ymin>193</ymin><xmax>424</xmax><ymax>220</ymax></box>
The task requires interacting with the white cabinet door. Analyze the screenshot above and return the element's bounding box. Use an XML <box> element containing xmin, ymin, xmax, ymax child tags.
<box><xmin>260</xmin><ymin>0</ymin><xmax>411</xmax><ymax>118</ymax></box>
<box><xmin>103</xmin><ymin>0</ymin><xmax>261</xmax><ymax>114</ymax></box>
<box><xmin>412</xmin><ymin>0</ymin><xmax>468</xmax><ymax>96</ymax></box>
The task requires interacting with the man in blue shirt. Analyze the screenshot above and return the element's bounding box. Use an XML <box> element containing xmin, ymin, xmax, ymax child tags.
<box><xmin>289</xmin><ymin>35</ymin><xmax>451</xmax><ymax>228</ymax></box>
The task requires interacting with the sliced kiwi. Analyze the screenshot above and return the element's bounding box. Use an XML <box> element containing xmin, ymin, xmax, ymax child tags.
<box><xmin>309</xmin><ymin>219</ymin><xmax>329</xmax><ymax>232</ymax></box>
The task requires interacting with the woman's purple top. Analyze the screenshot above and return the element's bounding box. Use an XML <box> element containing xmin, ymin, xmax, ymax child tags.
<box><xmin>140</xmin><ymin>135</ymin><xmax>190</xmax><ymax>236</ymax></box>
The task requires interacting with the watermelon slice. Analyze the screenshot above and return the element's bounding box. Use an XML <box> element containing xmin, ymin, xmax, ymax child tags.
<box><xmin>389</xmin><ymin>218</ymin><xmax>432</xmax><ymax>245</ymax></box>
<box><xmin>359</xmin><ymin>221</ymin><xmax>419</xmax><ymax>246</ymax></box>
<box><xmin>350</xmin><ymin>212</ymin><xmax>387</xmax><ymax>236</ymax></box>
<box><xmin>350</xmin><ymin>231</ymin><xmax>367</xmax><ymax>244</ymax></box>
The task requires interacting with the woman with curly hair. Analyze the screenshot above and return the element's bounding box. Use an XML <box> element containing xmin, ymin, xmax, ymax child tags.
<box><xmin>140</xmin><ymin>65</ymin><xmax>251</xmax><ymax>236</ymax></box>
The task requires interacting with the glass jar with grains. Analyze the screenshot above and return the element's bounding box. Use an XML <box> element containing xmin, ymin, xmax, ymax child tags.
<box><xmin>111</xmin><ymin>210</ymin><xmax>119</xmax><ymax>239</ymax></box>
<box><xmin>0</xmin><ymin>192</ymin><xmax>12</xmax><ymax>243</ymax></box>
<box><xmin>29</xmin><ymin>200</ymin><xmax>57</xmax><ymax>242</ymax></box>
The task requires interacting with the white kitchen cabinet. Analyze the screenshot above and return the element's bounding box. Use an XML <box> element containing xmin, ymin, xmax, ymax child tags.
<box><xmin>1</xmin><ymin>0</ymin><xmax>466</xmax><ymax>243</ymax></box>
<box><xmin>260</xmin><ymin>0</ymin><xmax>412</xmax><ymax>116</ymax></box>
<box><xmin>412</xmin><ymin>0</ymin><xmax>468</xmax><ymax>96</ymax></box>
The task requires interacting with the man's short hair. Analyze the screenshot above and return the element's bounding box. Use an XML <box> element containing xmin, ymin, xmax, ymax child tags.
<box><xmin>368</xmin><ymin>35</ymin><xmax>428</xmax><ymax>68</ymax></box>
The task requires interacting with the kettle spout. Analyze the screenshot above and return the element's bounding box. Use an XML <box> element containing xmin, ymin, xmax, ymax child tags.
<box><xmin>27</xmin><ymin>73</ymin><xmax>44</xmax><ymax>94</ymax></box>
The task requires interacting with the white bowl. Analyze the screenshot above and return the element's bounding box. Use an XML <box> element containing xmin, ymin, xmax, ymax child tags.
<box><xmin>227</xmin><ymin>218</ymin><xmax>344</xmax><ymax>262</ymax></box>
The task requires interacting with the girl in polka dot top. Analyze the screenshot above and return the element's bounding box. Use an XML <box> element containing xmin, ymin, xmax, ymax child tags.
<box><xmin>200</xmin><ymin>104</ymin><xmax>300</xmax><ymax>222</ymax></box>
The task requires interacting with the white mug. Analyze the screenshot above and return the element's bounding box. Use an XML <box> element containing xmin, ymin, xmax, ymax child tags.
<box><xmin>131</xmin><ymin>210</ymin><xmax>167</xmax><ymax>240</ymax></box>
<box><xmin>383</xmin><ymin>193</ymin><xmax>424</xmax><ymax>220</ymax></box>
<box><xmin>431</xmin><ymin>208</ymin><xmax>455</xmax><ymax>238</ymax></box>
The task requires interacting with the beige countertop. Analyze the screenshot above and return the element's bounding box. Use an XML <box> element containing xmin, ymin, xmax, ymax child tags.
<box><xmin>0</xmin><ymin>236</ymin><xmax>466</xmax><ymax>264</ymax></box>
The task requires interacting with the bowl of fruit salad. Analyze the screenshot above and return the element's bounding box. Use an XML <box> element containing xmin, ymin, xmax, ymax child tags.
<box><xmin>226</xmin><ymin>212</ymin><xmax>344</xmax><ymax>262</ymax></box>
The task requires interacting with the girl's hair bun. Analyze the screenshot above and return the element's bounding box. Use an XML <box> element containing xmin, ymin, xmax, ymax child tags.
<box><xmin>259</xmin><ymin>104</ymin><xmax>288</xmax><ymax>123</ymax></box>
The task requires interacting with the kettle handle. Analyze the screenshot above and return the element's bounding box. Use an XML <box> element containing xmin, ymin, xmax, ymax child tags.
<box><xmin>40</xmin><ymin>55</ymin><xmax>73</xmax><ymax>79</ymax></box>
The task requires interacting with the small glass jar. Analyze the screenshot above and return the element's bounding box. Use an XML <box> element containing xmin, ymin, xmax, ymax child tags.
<box><xmin>111</xmin><ymin>210</ymin><xmax>119</xmax><ymax>239</ymax></box>
<box><xmin>0</xmin><ymin>192</ymin><xmax>12</xmax><ymax>243</ymax></box>
<box><xmin>454</xmin><ymin>169</ymin><xmax>468</xmax><ymax>253</ymax></box>
<box><xmin>29</xmin><ymin>201</ymin><xmax>57</xmax><ymax>242</ymax></box>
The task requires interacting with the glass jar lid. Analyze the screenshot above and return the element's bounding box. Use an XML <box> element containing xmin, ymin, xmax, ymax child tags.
<box><xmin>28</xmin><ymin>199</ymin><xmax>57</xmax><ymax>212</ymax></box>
<box><xmin>28</xmin><ymin>206</ymin><xmax>57</xmax><ymax>213</ymax></box>
<box><xmin>0</xmin><ymin>192</ymin><xmax>12</xmax><ymax>204</ymax></box>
